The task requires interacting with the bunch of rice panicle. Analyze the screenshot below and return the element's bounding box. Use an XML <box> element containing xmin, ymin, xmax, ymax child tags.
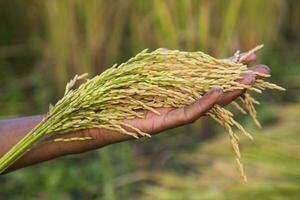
<box><xmin>0</xmin><ymin>45</ymin><xmax>285</xmax><ymax>181</ymax></box>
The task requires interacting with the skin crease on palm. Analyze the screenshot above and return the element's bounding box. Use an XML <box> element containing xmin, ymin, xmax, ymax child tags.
<box><xmin>0</xmin><ymin>52</ymin><xmax>270</xmax><ymax>173</ymax></box>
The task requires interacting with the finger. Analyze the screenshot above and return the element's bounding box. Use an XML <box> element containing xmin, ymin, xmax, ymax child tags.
<box><xmin>164</xmin><ymin>87</ymin><xmax>223</xmax><ymax>127</ymax></box>
<box><xmin>240</xmin><ymin>52</ymin><xmax>256</xmax><ymax>65</ymax></box>
<box><xmin>227</xmin><ymin>52</ymin><xmax>256</xmax><ymax>65</ymax></box>
<box><xmin>217</xmin><ymin>64</ymin><xmax>271</xmax><ymax>106</ymax></box>
<box><xmin>249</xmin><ymin>64</ymin><xmax>270</xmax><ymax>78</ymax></box>
<box><xmin>217</xmin><ymin>74</ymin><xmax>254</xmax><ymax>106</ymax></box>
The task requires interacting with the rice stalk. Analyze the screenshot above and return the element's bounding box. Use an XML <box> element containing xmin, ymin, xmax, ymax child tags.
<box><xmin>0</xmin><ymin>45</ymin><xmax>285</xmax><ymax>181</ymax></box>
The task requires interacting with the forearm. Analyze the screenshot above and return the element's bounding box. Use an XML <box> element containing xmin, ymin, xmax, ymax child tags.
<box><xmin>0</xmin><ymin>115</ymin><xmax>45</xmax><ymax>157</ymax></box>
<box><xmin>0</xmin><ymin>115</ymin><xmax>131</xmax><ymax>173</ymax></box>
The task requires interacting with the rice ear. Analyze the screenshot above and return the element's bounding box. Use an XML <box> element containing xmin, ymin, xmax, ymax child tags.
<box><xmin>0</xmin><ymin>46</ymin><xmax>285</xmax><ymax>181</ymax></box>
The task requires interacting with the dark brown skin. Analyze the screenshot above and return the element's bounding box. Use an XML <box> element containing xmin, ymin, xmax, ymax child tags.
<box><xmin>0</xmin><ymin>53</ymin><xmax>270</xmax><ymax>174</ymax></box>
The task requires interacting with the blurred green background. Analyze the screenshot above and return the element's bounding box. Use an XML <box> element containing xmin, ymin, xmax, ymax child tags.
<box><xmin>0</xmin><ymin>0</ymin><xmax>299</xmax><ymax>199</ymax></box>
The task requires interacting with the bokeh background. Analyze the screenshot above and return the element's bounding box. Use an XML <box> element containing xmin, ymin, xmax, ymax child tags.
<box><xmin>0</xmin><ymin>0</ymin><xmax>299</xmax><ymax>199</ymax></box>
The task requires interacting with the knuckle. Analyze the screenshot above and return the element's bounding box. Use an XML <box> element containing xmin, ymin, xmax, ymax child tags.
<box><xmin>182</xmin><ymin>108</ymin><xmax>196</xmax><ymax>124</ymax></box>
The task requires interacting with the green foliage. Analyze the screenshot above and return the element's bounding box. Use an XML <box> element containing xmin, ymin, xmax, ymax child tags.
<box><xmin>1</xmin><ymin>143</ymin><xmax>136</xmax><ymax>199</ymax></box>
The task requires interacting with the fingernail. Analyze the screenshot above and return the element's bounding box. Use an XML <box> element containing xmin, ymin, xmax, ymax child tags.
<box><xmin>259</xmin><ymin>64</ymin><xmax>270</xmax><ymax>74</ymax></box>
<box><xmin>242</xmin><ymin>75</ymin><xmax>255</xmax><ymax>85</ymax></box>
<box><xmin>251</xmin><ymin>64</ymin><xmax>270</xmax><ymax>75</ymax></box>
<box><xmin>211</xmin><ymin>87</ymin><xmax>223</xmax><ymax>94</ymax></box>
<box><xmin>246</xmin><ymin>53</ymin><xmax>256</xmax><ymax>62</ymax></box>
